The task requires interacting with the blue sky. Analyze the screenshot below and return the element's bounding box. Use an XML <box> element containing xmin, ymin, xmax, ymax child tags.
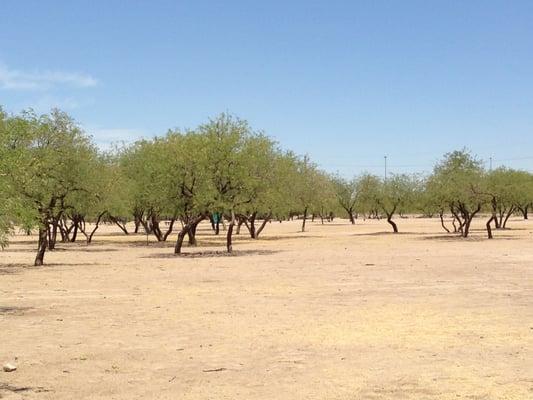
<box><xmin>1</xmin><ymin>0</ymin><xmax>532</xmax><ymax>177</ymax></box>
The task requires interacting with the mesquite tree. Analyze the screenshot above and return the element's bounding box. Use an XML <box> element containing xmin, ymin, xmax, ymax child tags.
<box><xmin>1</xmin><ymin>109</ymin><xmax>97</xmax><ymax>265</ymax></box>
<box><xmin>199</xmin><ymin>114</ymin><xmax>258</xmax><ymax>252</ymax></box>
<box><xmin>427</xmin><ymin>150</ymin><xmax>485</xmax><ymax>238</ymax></box>
<box><xmin>485</xmin><ymin>168</ymin><xmax>521</xmax><ymax>230</ymax></box>
<box><xmin>376</xmin><ymin>174</ymin><xmax>417</xmax><ymax>233</ymax></box>
<box><xmin>333</xmin><ymin>176</ymin><xmax>358</xmax><ymax>224</ymax></box>
<box><xmin>510</xmin><ymin>170</ymin><xmax>533</xmax><ymax>220</ymax></box>
<box><xmin>120</xmin><ymin>137</ymin><xmax>183</xmax><ymax>241</ymax></box>
<box><xmin>167</xmin><ymin>132</ymin><xmax>214</xmax><ymax>253</ymax></box>
<box><xmin>67</xmin><ymin>155</ymin><xmax>133</xmax><ymax>243</ymax></box>
<box><xmin>236</xmin><ymin>146</ymin><xmax>294</xmax><ymax>239</ymax></box>
<box><xmin>353</xmin><ymin>173</ymin><xmax>381</xmax><ymax>220</ymax></box>
<box><xmin>0</xmin><ymin>108</ymin><xmax>14</xmax><ymax>247</ymax></box>
<box><xmin>291</xmin><ymin>156</ymin><xmax>324</xmax><ymax>232</ymax></box>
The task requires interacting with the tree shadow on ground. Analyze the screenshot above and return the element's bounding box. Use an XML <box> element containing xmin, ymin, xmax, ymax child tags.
<box><xmin>350</xmin><ymin>231</ymin><xmax>417</xmax><ymax>237</ymax></box>
<box><xmin>0</xmin><ymin>247</ymin><xmax>37</xmax><ymax>253</ymax></box>
<box><xmin>142</xmin><ymin>249</ymin><xmax>281</xmax><ymax>259</ymax></box>
<box><xmin>420</xmin><ymin>234</ymin><xmax>519</xmax><ymax>242</ymax></box>
<box><xmin>0</xmin><ymin>263</ymin><xmax>30</xmax><ymax>275</ymax></box>
<box><xmin>57</xmin><ymin>247</ymin><xmax>119</xmax><ymax>252</ymax></box>
<box><xmin>0</xmin><ymin>262</ymin><xmax>108</xmax><ymax>273</ymax></box>
<box><xmin>0</xmin><ymin>306</ymin><xmax>34</xmax><ymax>316</ymax></box>
<box><xmin>252</xmin><ymin>235</ymin><xmax>322</xmax><ymax>241</ymax></box>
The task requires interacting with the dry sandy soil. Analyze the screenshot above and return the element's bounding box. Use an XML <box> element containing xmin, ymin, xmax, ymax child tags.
<box><xmin>1</xmin><ymin>217</ymin><xmax>532</xmax><ymax>399</ymax></box>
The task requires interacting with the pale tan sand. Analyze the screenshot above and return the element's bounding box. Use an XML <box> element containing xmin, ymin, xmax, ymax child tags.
<box><xmin>1</xmin><ymin>217</ymin><xmax>532</xmax><ymax>399</ymax></box>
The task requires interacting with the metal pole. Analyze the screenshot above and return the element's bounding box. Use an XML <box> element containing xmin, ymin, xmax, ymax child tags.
<box><xmin>384</xmin><ymin>155</ymin><xmax>387</xmax><ymax>181</ymax></box>
<box><xmin>489</xmin><ymin>157</ymin><xmax>492</xmax><ymax>171</ymax></box>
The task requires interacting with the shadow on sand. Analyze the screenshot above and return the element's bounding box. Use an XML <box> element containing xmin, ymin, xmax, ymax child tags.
<box><xmin>0</xmin><ymin>306</ymin><xmax>34</xmax><ymax>316</ymax></box>
<box><xmin>351</xmin><ymin>231</ymin><xmax>417</xmax><ymax>237</ymax></box>
<box><xmin>420</xmin><ymin>233</ymin><xmax>519</xmax><ymax>242</ymax></box>
<box><xmin>142</xmin><ymin>249</ymin><xmax>281</xmax><ymax>259</ymax></box>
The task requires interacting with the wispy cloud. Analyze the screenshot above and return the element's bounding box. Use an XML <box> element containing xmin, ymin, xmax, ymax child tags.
<box><xmin>0</xmin><ymin>63</ymin><xmax>98</xmax><ymax>90</ymax></box>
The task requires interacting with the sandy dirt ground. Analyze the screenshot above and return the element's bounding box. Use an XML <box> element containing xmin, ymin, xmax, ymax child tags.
<box><xmin>1</xmin><ymin>217</ymin><xmax>532</xmax><ymax>399</ymax></box>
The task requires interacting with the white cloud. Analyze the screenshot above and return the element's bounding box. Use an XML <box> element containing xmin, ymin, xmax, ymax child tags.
<box><xmin>0</xmin><ymin>63</ymin><xmax>98</xmax><ymax>90</ymax></box>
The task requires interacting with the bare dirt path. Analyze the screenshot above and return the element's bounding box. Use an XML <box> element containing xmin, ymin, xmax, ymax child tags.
<box><xmin>1</xmin><ymin>218</ymin><xmax>532</xmax><ymax>399</ymax></box>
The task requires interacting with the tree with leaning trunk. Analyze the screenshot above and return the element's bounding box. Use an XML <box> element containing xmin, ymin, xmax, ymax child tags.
<box><xmin>237</xmin><ymin>148</ymin><xmax>296</xmax><ymax>239</ymax></box>
<box><xmin>485</xmin><ymin>167</ymin><xmax>523</xmax><ymax>230</ymax></box>
<box><xmin>353</xmin><ymin>173</ymin><xmax>381</xmax><ymax>222</ymax></box>
<box><xmin>68</xmin><ymin>154</ymin><xmax>133</xmax><ymax>244</ymax></box>
<box><xmin>166</xmin><ymin>131</ymin><xmax>213</xmax><ymax>254</ymax></box>
<box><xmin>332</xmin><ymin>176</ymin><xmax>358</xmax><ymax>224</ymax></box>
<box><xmin>0</xmin><ymin>109</ymin><xmax>97</xmax><ymax>265</ymax></box>
<box><xmin>375</xmin><ymin>174</ymin><xmax>418</xmax><ymax>233</ymax></box>
<box><xmin>291</xmin><ymin>155</ymin><xmax>326</xmax><ymax>232</ymax></box>
<box><xmin>510</xmin><ymin>170</ymin><xmax>533</xmax><ymax>221</ymax></box>
<box><xmin>427</xmin><ymin>150</ymin><xmax>485</xmax><ymax>238</ymax></box>
<box><xmin>119</xmin><ymin>137</ymin><xmax>183</xmax><ymax>241</ymax></box>
<box><xmin>198</xmin><ymin>114</ymin><xmax>261</xmax><ymax>252</ymax></box>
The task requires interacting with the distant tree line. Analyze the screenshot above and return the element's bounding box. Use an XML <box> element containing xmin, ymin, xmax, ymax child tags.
<box><xmin>1</xmin><ymin>108</ymin><xmax>532</xmax><ymax>265</ymax></box>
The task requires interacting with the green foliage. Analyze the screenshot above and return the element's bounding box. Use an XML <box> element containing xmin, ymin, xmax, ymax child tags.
<box><xmin>427</xmin><ymin>150</ymin><xmax>485</xmax><ymax>211</ymax></box>
<box><xmin>2</xmin><ymin>105</ymin><xmax>533</xmax><ymax>260</ymax></box>
<box><xmin>332</xmin><ymin>176</ymin><xmax>358</xmax><ymax>215</ymax></box>
<box><xmin>353</xmin><ymin>173</ymin><xmax>381</xmax><ymax>216</ymax></box>
<box><xmin>0</xmin><ymin>108</ymin><xmax>98</xmax><ymax>261</ymax></box>
<box><xmin>377</xmin><ymin>174</ymin><xmax>418</xmax><ymax>215</ymax></box>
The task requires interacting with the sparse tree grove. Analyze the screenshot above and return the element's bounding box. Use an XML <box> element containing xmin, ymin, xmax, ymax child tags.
<box><xmin>1</xmin><ymin>108</ymin><xmax>533</xmax><ymax>265</ymax></box>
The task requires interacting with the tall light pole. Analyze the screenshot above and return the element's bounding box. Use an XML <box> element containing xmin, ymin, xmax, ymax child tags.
<box><xmin>489</xmin><ymin>157</ymin><xmax>493</xmax><ymax>171</ymax></box>
<box><xmin>384</xmin><ymin>155</ymin><xmax>387</xmax><ymax>181</ymax></box>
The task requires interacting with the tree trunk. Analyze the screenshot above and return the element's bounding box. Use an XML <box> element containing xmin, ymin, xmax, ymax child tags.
<box><xmin>162</xmin><ymin>218</ymin><xmax>177</xmax><ymax>242</ymax></box>
<box><xmin>301</xmin><ymin>208</ymin><xmax>308</xmax><ymax>232</ymax></box>
<box><xmin>496</xmin><ymin>211</ymin><xmax>502</xmax><ymax>229</ymax></box>
<box><xmin>71</xmin><ymin>223</ymin><xmax>78</xmax><ymax>242</ymax></box>
<box><xmin>140</xmin><ymin>217</ymin><xmax>151</xmax><ymax>234</ymax></box>
<box><xmin>486</xmin><ymin>215</ymin><xmax>496</xmax><ymax>239</ymax></box>
<box><xmin>226</xmin><ymin>211</ymin><xmax>236</xmax><ymax>253</ymax></box>
<box><xmin>387</xmin><ymin>214</ymin><xmax>398</xmax><ymax>233</ymax></box>
<box><xmin>187</xmin><ymin>221</ymin><xmax>198</xmax><ymax>246</ymax></box>
<box><xmin>149</xmin><ymin>214</ymin><xmax>163</xmax><ymax>241</ymax></box>
<box><xmin>492</xmin><ymin>199</ymin><xmax>501</xmax><ymax>229</ymax></box>
<box><xmin>248</xmin><ymin>212</ymin><xmax>257</xmax><ymax>238</ymax></box>
<box><xmin>502</xmin><ymin>206</ymin><xmax>515</xmax><ymax>229</ymax></box>
<box><xmin>133</xmin><ymin>209</ymin><xmax>144</xmax><ymax>234</ymax></box>
<box><xmin>226</xmin><ymin>221</ymin><xmax>235</xmax><ymax>253</ymax></box>
<box><xmin>235</xmin><ymin>219</ymin><xmax>244</xmax><ymax>235</ymax></box>
<box><xmin>463</xmin><ymin>217</ymin><xmax>472</xmax><ymax>238</ymax></box>
<box><xmin>461</xmin><ymin>205</ymin><xmax>481</xmax><ymax>238</ymax></box>
<box><xmin>520</xmin><ymin>205</ymin><xmax>529</xmax><ymax>220</ymax></box>
<box><xmin>58</xmin><ymin>218</ymin><xmax>68</xmax><ymax>242</ymax></box>
<box><xmin>48</xmin><ymin>219</ymin><xmax>59</xmax><ymax>250</ymax></box>
<box><xmin>439</xmin><ymin>212</ymin><xmax>450</xmax><ymax>233</ymax></box>
<box><xmin>174</xmin><ymin>215</ymin><xmax>205</xmax><ymax>254</ymax></box>
<box><xmin>175</xmin><ymin>230</ymin><xmax>187</xmax><ymax>254</ymax></box>
<box><xmin>110</xmin><ymin>216</ymin><xmax>129</xmax><ymax>235</ymax></box>
<box><xmin>451</xmin><ymin>208</ymin><xmax>464</xmax><ymax>234</ymax></box>
<box><xmin>34</xmin><ymin>227</ymin><xmax>48</xmax><ymax>266</ymax></box>
<box><xmin>86</xmin><ymin>212</ymin><xmax>106</xmax><ymax>244</ymax></box>
<box><xmin>254</xmin><ymin>213</ymin><xmax>271</xmax><ymax>239</ymax></box>
<box><xmin>347</xmin><ymin>209</ymin><xmax>355</xmax><ymax>224</ymax></box>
